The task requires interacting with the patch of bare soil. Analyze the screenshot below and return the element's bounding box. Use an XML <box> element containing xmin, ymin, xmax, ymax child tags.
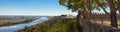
<box><xmin>95</xmin><ymin>21</ymin><xmax>120</xmax><ymax>28</ymax></box>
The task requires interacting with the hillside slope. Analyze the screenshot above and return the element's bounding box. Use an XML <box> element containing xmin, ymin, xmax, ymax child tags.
<box><xmin>18</xmin><ymin>17</ymin><xmax>82</xmax><ymax>32</ymax></box>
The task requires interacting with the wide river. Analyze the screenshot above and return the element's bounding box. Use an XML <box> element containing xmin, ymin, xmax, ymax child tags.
<box><xmin>0</xmin><ymin>17</ymin><xmax>50</xmax><ymax>32</ymax></box>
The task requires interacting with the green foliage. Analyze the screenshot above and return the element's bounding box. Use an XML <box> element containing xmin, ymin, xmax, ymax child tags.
<box><xmin>18</xmin><ymin>17</ymin><xmax>81</xmax><ymax>32</ymax></box>
<box><xmin>59</xmin><ymin>0</ymin><xmax>107</xmax><ymax>12</ymax></box>
<box><xmin>60</xmin><ymin>14</ymin><xmax>67</xmax><ymax>17</ymax></box>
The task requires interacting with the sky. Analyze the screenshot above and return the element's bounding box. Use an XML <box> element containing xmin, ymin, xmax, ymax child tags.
<box><xmin>0</xmin><ymin>0</ymin><xmax>77</xmax><ymax>16</ymax></box>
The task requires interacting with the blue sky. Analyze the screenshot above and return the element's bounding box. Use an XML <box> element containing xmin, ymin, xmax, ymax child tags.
<box><xmin>0</xmin><ymin>0</ymin><xmax>77</xmax><ymax>16</ymax></box>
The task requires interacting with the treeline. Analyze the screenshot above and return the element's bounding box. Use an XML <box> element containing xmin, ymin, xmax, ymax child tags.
<box><xmin>18</xmin><ymin>17</ymin><xmax>81</xmax><ymax>32</ymax></box>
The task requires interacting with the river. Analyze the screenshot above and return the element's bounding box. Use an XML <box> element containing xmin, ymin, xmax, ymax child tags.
<box><xmin>0</xmin><ymin>17</ymin><xmax>50</xmax><ymax>32</ymax></box>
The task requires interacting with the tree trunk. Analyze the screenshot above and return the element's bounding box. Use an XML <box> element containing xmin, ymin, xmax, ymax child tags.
<box><xmin>110</xmin><ymin>10</ymin><xmax>117</xmax><ymax>28</ymax></box>
<box><xmin>77</xmin><ymin>10</ymin><xmax>83</xmax><ymax>26</ymax></box>
<box><xmin>87</xmin><ymin>0</ymin><xmax>92</xmax><ymax>21</ymax></box>
<box><xmin>77</xmin><ymin>11</ymin><xmax>83</xmax><ymax>32</ymax></box>
<box><xmin>107</xmin><ymin>0</ymin><xmax>118</xmax><ymax>28</ymax></box>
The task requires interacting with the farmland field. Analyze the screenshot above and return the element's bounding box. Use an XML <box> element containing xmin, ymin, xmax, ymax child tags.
<box><xmin>0</xmin><ymin>16</ymin><xmax>40</xmax><ymax>27</ymax></box>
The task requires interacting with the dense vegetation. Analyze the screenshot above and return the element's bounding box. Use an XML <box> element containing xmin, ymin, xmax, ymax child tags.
<box><xmin>18</xmin><ymin>17</ymin><xmax>82</xmax><ymax>32</ymax></box>
<box><xmin>0</xmin><ymin>19</ymin><xmax>37</xmax><ymax>27</ymax></box>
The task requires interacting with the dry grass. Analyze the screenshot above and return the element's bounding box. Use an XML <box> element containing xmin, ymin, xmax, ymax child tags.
<box><xmin>95</xmin><ymin>20</ymin><xmax>120</xmax><ymax>28</ymax></box>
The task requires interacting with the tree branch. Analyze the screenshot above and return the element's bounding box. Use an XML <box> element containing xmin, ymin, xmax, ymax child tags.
<box><xmin>94</xmin><ymin>0</ymin><xmax>110</xmax><ymax>15</ymax></box>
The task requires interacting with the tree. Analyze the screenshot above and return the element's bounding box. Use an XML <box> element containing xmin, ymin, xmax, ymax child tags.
<box><xmin>59</xmin><ymin>0</ymin><xmax>85</xmax><ymax>26</ymax></box>
<box><xmin>59</xmin><ymin>0</ymin><xmax>90</xmax><ymax>32</ymax></box>
<box><xmin>95</xmin><ymin>0</ymin><xmax>118</xmax><ymax>28</ymax></box>
<box><xmin>107</xmin><ymin>0</ymin><xmax>118</xmax><ymax>28</ymax></box>
<box><xmin>59</xmin><ymin>0</ymin><xmax>108</xmax><ymax>22</ymax></box>
<box><xmin>59</xmin><ymin>0</ymin><xmax>118</xmax><ymax>28</ymax></box>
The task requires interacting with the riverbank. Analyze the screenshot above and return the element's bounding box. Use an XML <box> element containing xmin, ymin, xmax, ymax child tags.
<box><xmin>0</xmin><ymin>18</ymin><xmax>38</xmax><ymax>27</ymax></box>
<box><xmin>0</xmin><ymin>17</ymin><xmax>49</xmax><ymax>32</ymax></box>
<box><xmin>18</xmin><ymin>17</ymin><xmax>82</xmax><ymax>32</ymax></box>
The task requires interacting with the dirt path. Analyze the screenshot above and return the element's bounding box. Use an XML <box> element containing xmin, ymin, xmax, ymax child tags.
<box><xmin>95</xmin><ymin>21</ymin><xmax>120</xmax><ymax>28</ymax></box>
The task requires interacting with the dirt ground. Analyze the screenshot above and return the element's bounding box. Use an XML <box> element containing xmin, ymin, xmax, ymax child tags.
<box><xmin>95</xmin><ymin>21</ymin><xmax>120</xmax><ymax>28</ymax></box>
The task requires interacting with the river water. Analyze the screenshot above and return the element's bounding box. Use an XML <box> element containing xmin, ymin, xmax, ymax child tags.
<box><xmin>0</xmin><ymin>17</ymin><xmax>50</xmax><ymax>32</ymax></box>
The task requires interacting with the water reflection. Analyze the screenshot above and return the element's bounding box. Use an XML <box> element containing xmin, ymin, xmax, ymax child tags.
<box><xmin>0</xmin><ymin>17</ymin><xmax>49</xmax><ymax>32</ymax></box>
